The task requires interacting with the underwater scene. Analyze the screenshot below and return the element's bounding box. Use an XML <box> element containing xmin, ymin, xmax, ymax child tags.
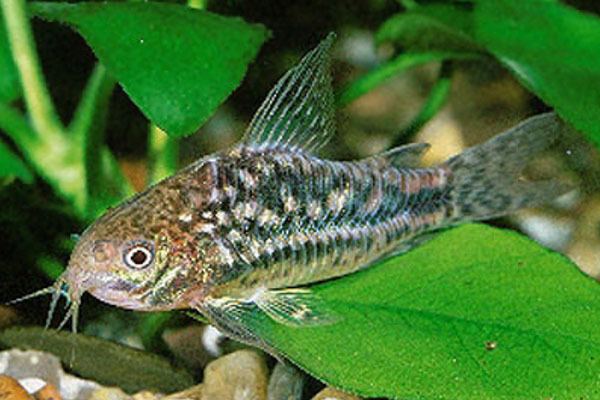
<box><xmin>1</xmin><ymin>1</ymin><xmax>600</xmax><ymax>399</ymax></box>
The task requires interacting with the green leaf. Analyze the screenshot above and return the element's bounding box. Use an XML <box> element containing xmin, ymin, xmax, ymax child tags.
<box><xmin>337</xmin><ymin>51</ymin><xmax>476</xmax><ymax>107</ymax></box>
<box><xmin>473</xmin><ymin>0</ymin><xmax>600</xmax><ymax>147</ymax></box>
<box><xmin>0</xmin><ymin>7</ymin><xmax>21</xmax><ymax>103</ymax></box>
<box><xmin>31</xmin><ymin>2</ymin><xmax>269</xmax><ymax>137</ymax></box>
<box><xmin>0</xmin><ymin>327</ymin><xmax>194</xmax><ymax>393</ymax></box>
<box><xmin>377</xmin><ymin>4</ymin><xmax>482</xmax><ymax>53</ymax></box>
<box><xmin>248</xmin><ymin>224</ymin><xmax>600</xmax><ymax>399</ymax></box>
<box><xmin>0</xmin><ymin>140</ymin><xmax>32</xmax><ymax>183</ymax></box>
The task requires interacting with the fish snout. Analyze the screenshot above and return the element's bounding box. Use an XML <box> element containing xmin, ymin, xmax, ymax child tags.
<box><xmin>61</xmin><ymin>263</ymin><xmax>95</xmax><ymax>304</ymax></box>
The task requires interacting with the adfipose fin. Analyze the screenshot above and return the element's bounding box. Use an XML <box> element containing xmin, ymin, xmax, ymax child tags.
<box><xmin>363</xmin><ymin>142</ymin><xmax>431</xmax><ymax>168</ymax></box>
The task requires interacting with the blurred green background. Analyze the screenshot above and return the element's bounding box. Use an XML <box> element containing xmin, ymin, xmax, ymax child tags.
<box><xmin>2</xmin><ymin>0</ymin><xmax>600</xmax><ymax>396</ymax></box>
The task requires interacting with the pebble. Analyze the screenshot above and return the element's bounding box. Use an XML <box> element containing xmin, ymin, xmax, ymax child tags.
<box><xmin>163</xmin><ymin>384</ymin><xmax>203</xmax><ymax>400</ymax></box>
<box><xmin>201</xmin><ymin>350</ymin><xmax>268</xmax><ymax>400</ymax></box>
<box><xmin>18</xmin><ymin>378</ymin><xmax>46</xmax><ymax>394</ymax></box>
<box><xmin>0</xmin><ymin>349</ymin><xmax>100</xmax><ymax>400</ymax></box>
<box><xmin>311</xmin><ymin>387</ymin><xmax>362</xmax><ymax>400</ymax></box>
<box><xmin>132</xmin><ymin>391</ymin><xmax>161</xmax><ymax>400</ymax></box>
<box><xmin>416</xmin><ymin>110</ymin><xmax>465</xmax><ymax>167</ymax></box>
<box><xmin>0</xmin><ymin>375</ymin><xmax>34</xmax><ymax>400</ymax></box>
<box><xmin>163</xmin><ymin>325</ymin><xmax>216</xmax><ymax>371</ymax></box>
<box><xmin>0</xmin><ymin>306</ymin><xmax>19</xmax><ymax>329</ymax></box>
<box><xmin>267</xmin><ymin>363</ymin><xmax>304</xmax><ymax>400</ymax></box>
<box><xmin>88</xmin><ymin>387</ymin><xmax>131</xmax><ymax>400</ymax></box>
<box><xmin>33</xmin><ymin>383</ymin><xmax>61</xmax><ymax>400</ymax></box>
<box><xmin>566</xmin><ymin>196</ymin><xmax>600</xmax><ymax>278</ymax></box>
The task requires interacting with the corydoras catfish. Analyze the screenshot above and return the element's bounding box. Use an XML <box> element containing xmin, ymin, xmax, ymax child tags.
<box><xmin>17</xmin><ymin>33</ymin><xmax>570</xmax><ymax>353</ymax></box>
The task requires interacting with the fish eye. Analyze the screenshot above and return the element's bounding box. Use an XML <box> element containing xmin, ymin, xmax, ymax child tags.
<box><xmin>123</xmin><ymin>241</ymin><xmax>154</xmax><ymax>269</ymax></box>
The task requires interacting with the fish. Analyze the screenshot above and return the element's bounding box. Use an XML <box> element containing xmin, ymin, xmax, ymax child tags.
<box><xmin>14</xmin><ymin>33</ymin><xmax>570</xmax><ymax>353</ymax></box>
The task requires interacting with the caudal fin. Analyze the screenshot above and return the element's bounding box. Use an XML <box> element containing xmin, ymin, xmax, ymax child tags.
<box><xmin>443</xmin><ymin>112</ymin><xmax>572</xmax><ymax>223</ymax></box>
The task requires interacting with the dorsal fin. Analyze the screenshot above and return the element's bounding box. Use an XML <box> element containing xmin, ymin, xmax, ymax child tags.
<box><xmin>363</xmin><ymin>142</ymin><xmax>431</xmax><ymax>168</ymax></box>
<box><xmin>241</xmin><ymin>33</ymin><xmax>336</xmax><ymax>154</ymax></box>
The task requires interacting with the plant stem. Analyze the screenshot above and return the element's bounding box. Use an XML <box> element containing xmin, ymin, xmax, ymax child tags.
<box><xmin>1</xmin><ymin>0</ymin><xmax>63</xmax><ymax>139</ymax></box>
<box><xmin>0</xmin><ymin>102</ymin><xmax>37</xmax><ymax>149</ymax></box>
<box><xmin>0</xmin><ymin>102</ymin><xmax>86</xmax><ymax>212</ymax></box>
<box><xmin>71</xmin><ymin>64</ymin><xmax>113</xmax><ymax>197</ymax></box>
<box><xmin>399</xmin><ymin>0</ymin><xmax>418</xmax><ymax>10</ymax></box>
<box><xmin>188</xmin><ymin>0</ymin><xmax>206</xmax><ymax>8</ymax></box>
<box><xmin>185</xmin><ymin>311</ymin><xmax>209</xmax><ymax>324</ymax></box>
<box><xmin>393</xmin><ymin>61</ymin><xmax>453</xmax><ymax>145</ymax></box>
<box><xmin>70</xmin><ymin>64</ymin><xmax>115</xmax><ymax>139</ymax></box>
<box><xmin>138</xmin><ymin>312</ymin><xmax>174</xmax><ymax>353</ymax></box>
<box><xmin>148</xmin><ymin>124</ymin><xmax>178</xmax><ymax>184</ymax></box>
<box><xmin>70</xmin><ymin>63</ymin><xmax>135</xmax><ymax>218</ymax></box>
<box><xmin>336</xmin><ymin>51</ymin><xmax>476</xmax><ymax>108</ymax></box>
<box><xmin>1</xmin><ymin>0</ymin><xmax>88</xmax><ymax>211</ymax></box>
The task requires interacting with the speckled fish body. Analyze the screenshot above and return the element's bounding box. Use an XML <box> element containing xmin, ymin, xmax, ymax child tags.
<box><xmin>25</xmin><ymin>33</ymin><xmax>569</xmax><ymax>353</ymax></box>
<box><xmin>188</xmin><ymin>147</ymin><xmax>451</xmax><ymax>299</ymax></box>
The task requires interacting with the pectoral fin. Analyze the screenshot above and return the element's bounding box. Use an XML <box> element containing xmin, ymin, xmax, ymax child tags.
<box><xmin>193</xmin><ymin>288</ymin><xmax>337</xmax><ymax>357</ymax></box>
<box><xmin>197</xmin><ymin>296</ymin><xmax>275</xmax><ymax>355</ymax></box>
<box><xmin>252</xmin><ymin>288</ymin><xmax>338</xmax><ymax>327</ymax></box>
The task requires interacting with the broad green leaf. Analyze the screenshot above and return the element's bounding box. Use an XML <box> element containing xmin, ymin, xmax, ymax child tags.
<box><xmin>31</xmin><ymin>2</ymin><xmax>269</xmax><ymax>137</ymax></box>
<box><xmin>0</xmin><ymin>327</ymin><xmax>194</xmax><ymax>393</ymax></box>
<box><xmin>377</xmin><ymin>4</ymin><xmax>482</xmax><ymax>53</ymax></box>
<box><xmin>0</xmin><ymin>140</ymin><xmax>32</xmax><ymax>183</ymax></box>
<box><xmin>0</xmin><ymin>8</ymin><xmax>21</xmax><ymax>103</ymax></box>
<box><xmin>474</xmin><ymin>1</ymin><xmax>600</xmax><ymax>147</ymax></box>
<box><xmin>244</xmin><ymin>224</ymin><xmax>600</xmax><ymax>399</ymax></box>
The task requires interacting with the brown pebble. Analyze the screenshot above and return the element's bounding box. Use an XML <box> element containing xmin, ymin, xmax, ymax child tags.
<box><xmin>311</xmin><ymin>387</ymin><xmax>362</xmax><ymax>400</ymax></box>
<box><xmin>34</xmin><ymin>384</ymin><xmax>61</xmax><ymax>400</ymax></box>
<box><xmin>88</xmin><ymin>387</ymin><xmax>131</xmax><ymax>400</ymax></box>
<box><xmin>0</xmin><ymin>306</ymin><xmax>19</xmax><ymax>329</ymax></box>
<box><xmin>0</xmin><ymin>375</ymin><xmax>34</xmax><ymax>400</ymax></box>
<box><xmin>201</xmin><ymin>350</ymin><xmax>268</xmax><ymax>400</ymax></box>
<box><xmin>164</xmin><ymin>384</ymin><xmax>203</xmax><ymax>400</ymax></box>
<box><xmin>132</xmin><ymin>391</ymin><xmax>161</xmax><ymax>400</ymax></box>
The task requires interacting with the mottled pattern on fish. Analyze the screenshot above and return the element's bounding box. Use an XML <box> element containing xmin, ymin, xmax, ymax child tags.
<box><xmin>25</xmin><ymin>33</ymin><xmax>570</xmax><ymax>356</ymax></box>
<box><xmin>181</xmin><ymin>147</ymin><xmax>451</xmax><ymax>297</ymax></box>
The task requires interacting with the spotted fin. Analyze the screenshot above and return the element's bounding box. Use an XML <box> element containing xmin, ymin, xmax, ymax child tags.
<box><xmin>197</xmin><ymin>289</ymin><xmax>336</xmax><ymax>357</ymax></box>
<box><xmin>364</xmin><ymin>142</ymin><xmax>431</xmax><ymax>168</ymax></box>
<box><xmin>444</xmin><ymin>112</ymin><xmax>572</xmax><ymax>222</ymax></box>
<box><xmin>198</xmin><ymin>297</ymin><xmax>277</xmax><ymax>355</ymax></box>
<box><xmin>252</xmin><ymin>287</ymin><xmax>338</xmax><ymax>327</ymax></box>
<box><xmin>242</xmin><ymin>33</ymin><xmax>336</xmax><ymax>154</ymax></box>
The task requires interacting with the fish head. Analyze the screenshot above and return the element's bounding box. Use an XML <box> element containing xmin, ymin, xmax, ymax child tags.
<box><xmin>64</xmin><ymin>163</ymin><xmax>218</xmax><ymax>312</ymax></box>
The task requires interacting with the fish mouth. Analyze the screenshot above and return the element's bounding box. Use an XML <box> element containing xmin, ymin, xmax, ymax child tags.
<box><xmin>62</xmin><ymin>263</ymin><xmax>155</xmax><ymax>311</ymax></box>
<box><xmin>88</xmin><ymin>286</ymin><xmax>153</xmax><ymax>310</ymax></box>
<box><xmin>83</xmin><ymin>278</ymin><xmax>155</xmax><ymax>311</ymax></box>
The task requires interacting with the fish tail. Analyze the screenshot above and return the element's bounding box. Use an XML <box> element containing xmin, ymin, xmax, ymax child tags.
<box><xmin>443</xmin><ymin>112</ymin><xmax>571</xmax><ymax>223</ymax></box>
